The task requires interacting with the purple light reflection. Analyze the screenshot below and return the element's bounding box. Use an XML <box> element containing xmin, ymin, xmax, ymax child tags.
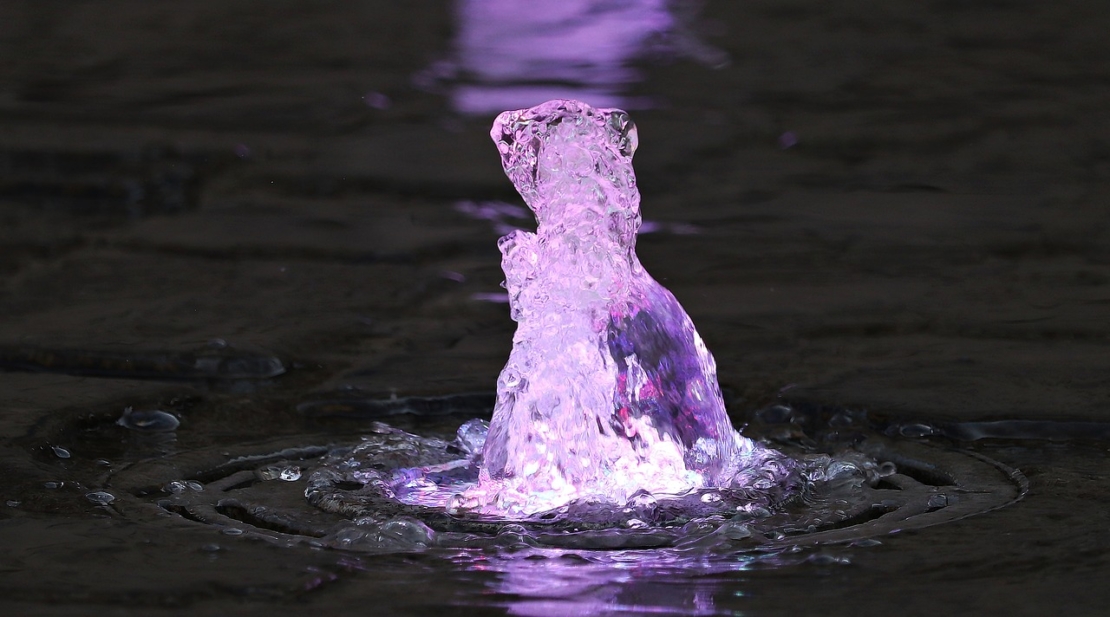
<box><xmin>417</xmin><ymin>0</ymin><xmax>727</xmax><ymax>115</ymax></box>
<box><xmin>455</xmin><ymin>546</ymin><xmax>739</xmax><ymax>617</ymax></box>
<box><xmin>447</xmin><ymin>100</ymin><xmax>793</xmax><ymax>516</ymax></box>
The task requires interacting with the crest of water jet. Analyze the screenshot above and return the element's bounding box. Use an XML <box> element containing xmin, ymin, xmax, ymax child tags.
<box><xmin>459</xmin><ymin>99</ymin><xmax>793</xmax><ymax>516</ymax></box>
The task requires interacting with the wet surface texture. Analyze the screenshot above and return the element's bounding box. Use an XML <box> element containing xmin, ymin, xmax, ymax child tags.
<box><xmin>2</xmin><ymin>1</ymin><xmax>1110</xmax><ymax>615</ymax></box>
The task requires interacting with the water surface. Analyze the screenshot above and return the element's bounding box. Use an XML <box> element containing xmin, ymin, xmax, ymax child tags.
<box><xmin>2</xmin><ymin>1</ymin><xmax>1109</xmax><ymax>615</ymax></box>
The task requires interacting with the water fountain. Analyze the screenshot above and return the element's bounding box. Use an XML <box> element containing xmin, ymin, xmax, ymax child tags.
<box><xmin>442</xmin><ymin>99</ymin><xmax>795</xmax><ymax>516</ymax></box>
<box><xmin>42</xmin><ymin>101</ymin><xmax>1026</xmax><ymax>558</ymax></box>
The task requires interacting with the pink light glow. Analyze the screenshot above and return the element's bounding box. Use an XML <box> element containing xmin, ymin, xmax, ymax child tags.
<box><xmin>447</xmin><ymin>100</ymin><xmax>789</xmax><ymax>516</ymax></box>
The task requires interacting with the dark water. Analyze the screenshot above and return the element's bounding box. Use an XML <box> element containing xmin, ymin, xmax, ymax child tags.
<box><xmin>2</xmin><ymin>1</ymin><xmax>1110</xmax><ymax>614</ymax></box>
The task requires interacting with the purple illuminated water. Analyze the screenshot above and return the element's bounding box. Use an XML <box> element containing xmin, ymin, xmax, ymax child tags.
<box><xmin>422</xmin><ymin>100</ymin><xmax>791</xmax><ymax>517</ymax></box>
<box><xmin>416</xmin><ymin>0</ymin><xmax>728</xmax><ymax>115</ymax></box>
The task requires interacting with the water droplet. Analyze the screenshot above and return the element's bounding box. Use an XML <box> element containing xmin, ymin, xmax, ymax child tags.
<box><xmin>51</xmin><ymin>445</ymin><xmax>71</xmax><ymax>459</ymax></box>
<box><xmin>700</xmin><ymin>491</ymin><xmax>722</xmax><ymax>503</ymax></box>
<box><xmin>43</xmin><ymin>481</ymin><xmax>62</xmax><ymax>489</ymax></box>
<box><xmin>6</xmin><ymin>500</ymin><xmax>21</xmax><ymax>507</ymax></box>
<box><xmin>85</xmin><ymin>491</ymin><xmax>115</xmax><ymax>505</ymax></box>
<box><xmin>118</xmin><ymin>408</ymin><xmax>180</xmax><ymax>432</ymax></box>
<box><xmin>185</xmin><ymin>481</ymin><xmax>204</xmax><ymax>492</ymax></box>
<box><xmin>221</xmin><ymin>527</ymin><xmax>244</xmax><ymax>536</ymax></box>
<box><xmin>456</xmin><ymin>418</ymin><xmax>489</xmax><ymax>456</ymax></box>
<box><xmin>258</xmin><ymin>465</ymin><xmax>302</xmax><ymax>482</ymax></box>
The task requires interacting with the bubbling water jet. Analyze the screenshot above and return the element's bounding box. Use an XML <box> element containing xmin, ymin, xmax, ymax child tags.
<box><xmin>451</xmin><ymin>99</ymin><xmax>794</xmax><ymax>516</ymax></box>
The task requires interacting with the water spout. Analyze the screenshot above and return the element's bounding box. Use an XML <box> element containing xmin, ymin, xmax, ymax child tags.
<box><xmin>457</xmin><ymin>100</ymin><xmax>790</xmax><ymax>515</ymax></box>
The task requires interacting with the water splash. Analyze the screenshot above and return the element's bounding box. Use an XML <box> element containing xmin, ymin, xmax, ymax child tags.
<box><xmin>455</xmin><ymin>100</ymin><xmax>794</xmax><ymax>515</ymax></box>
<box><xmin>377</xmin><ymin>100</ymin><xmax>787</xmax><ymax>518</ymax></box>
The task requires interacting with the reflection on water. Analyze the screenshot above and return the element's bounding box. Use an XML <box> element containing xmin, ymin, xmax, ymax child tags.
<box><xmin>418</xmin><ymin>0</ymin><xmax>726</xmax><ymax>115</ymax></box>
<box><xmin>472</xmin><ymin>549</ymin><xmax>724</xmax><ymax>616</ymax></box>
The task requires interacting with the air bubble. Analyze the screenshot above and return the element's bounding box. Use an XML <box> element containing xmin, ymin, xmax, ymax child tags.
<box><xmin>927</xmin><ymin>494</ymin><xmax>949</xmax><ymax>510</ymax></box>
<box><xmin>456</xmin><ymin>418</ymin><xmax>489</xmax><ymax>456</ymax></box>
<box><xmin>700</xmin><ymin>491</ymin><xmax>722</xmax><ymax>503</ymax></box>
<box><xmin>899</xmin><ymin>423</ymin><xmax>934</xmax><ymax>438</ymax></box>
<box><xmin>86</xmin><ymin>491</ymin><xmax>115</xmax><ymax>505</ymax></box>
<box><xmin>757</xmin><ymin>405</ymin><xmax>795</xmax><ymax>424</ymax></box>
<box><xmin>118</xmin><ymin>408</ymin><xmax>180</xmax><ymax>432</ymax></box>
<box><xmin>720</xmin><ymin>522</ymin><xmax>752</xmax><ymax>540</ymax></box>
<box><xmin>51</xmin><ymin>445</ymin><xmax>71</xmax><ymax>459</ymax></box>
<box><xmin>165</xmin><ymin>481</ymin><xmax>186</xmax><ymax>494</ymax></box>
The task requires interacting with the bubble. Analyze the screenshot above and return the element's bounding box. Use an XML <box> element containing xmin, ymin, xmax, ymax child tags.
<box><xmin>51</xmin><ymin>445</ymin><xmax>71</xmax><ymax>459</ymax></box>
<box><xmin>86</xmin><ymin>491</ymin><xmax>115</xmax><ymax>505</ymax></box>
<box><xmin>628</xmin><ymin>490</ymin><xmax>658</xmax><ymax>509</ymax></box>
<box><xmin>164</xmin><ymin>481</ymin><xmax>187</xmax><ymax>494</ymax></box>
<box><xmin>118</xmin><ymin>408</ymin><xmax>180</xmax><ymax>432</ymax></box>
<box><xmin>927</xmin><ymin>494</ymin><xmax>949</xmax><ymax>510</ymax></box>
<box><xmin>333</xmin><ymin>526</ymin><xmax>367</xmax><ymax>546</ymax></box>
<box><xmin>378</xmin><ymin>518</ymin><xmax>434</xmax><ymax>547</ymax></box>
<box><xmin>899</xmin><ymin>423</ymin><xmax>935</xmax><ymax>438</ymax></box>
<box><xmin>455</xmin><ymin>418</ymin><xmax>489</xmax><ymax>456</ymax></box>
<box><xmin>720</xmin><ymin>522</ymin><xmax>752</xmax><ymax>541</ymax></box>
<box><xmin>757</xmin><ymin>405</ymin><xmax>794</xmax><ymax>424</ymax></box>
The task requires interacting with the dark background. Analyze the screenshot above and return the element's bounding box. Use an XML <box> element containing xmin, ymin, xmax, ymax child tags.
<box><xmin>1</xmin><ymin>1</ymin><xmax>1108</xmax><ymax>614</ymax></box>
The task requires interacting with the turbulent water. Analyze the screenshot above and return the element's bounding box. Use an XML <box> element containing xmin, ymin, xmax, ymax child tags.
<box><xmin>304</xmin><ymin>415</ymin><xmax>911</xmax><ymax>547</ymax></box>
<box><xmin>320</xmin><ymin>101</ymin><xmax>795</xmax><ymax>519</ymax></box>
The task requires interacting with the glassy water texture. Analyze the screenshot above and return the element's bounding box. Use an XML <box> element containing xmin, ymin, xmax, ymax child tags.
<box><xmin>426</xmin><ymin>100</ymin><xmax>788</xmax><ymax>516</ymax></box>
